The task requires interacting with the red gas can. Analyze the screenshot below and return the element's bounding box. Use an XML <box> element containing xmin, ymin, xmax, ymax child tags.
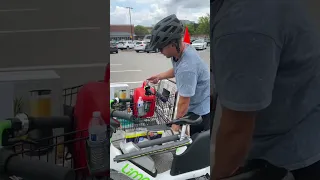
<box><xmin>133</xmin><ymin>81</ymin><xmax>156</xmax><ymax>118</ymax></box>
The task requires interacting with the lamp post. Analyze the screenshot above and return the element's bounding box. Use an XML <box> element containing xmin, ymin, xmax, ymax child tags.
<box><xmin>126</xmin><ymin>7</ymin><xmax>133</xmax><ymax>41</ymax></box>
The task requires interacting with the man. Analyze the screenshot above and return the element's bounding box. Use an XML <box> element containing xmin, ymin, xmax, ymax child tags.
<box><xmin>146</xmin><ymin>14</ymin><xmax>210</xmax><ymax>136</ymax></box>
<box><xmin>211</xmin><ymin>0</ymin><xmax>320</xmax><ymax>179</ymax></box>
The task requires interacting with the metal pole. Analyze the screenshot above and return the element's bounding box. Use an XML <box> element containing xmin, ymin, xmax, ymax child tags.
<box><xmin>126</xmin><ymin>7</ymin><xmax>133</xmax><ymax>41</ymax></box>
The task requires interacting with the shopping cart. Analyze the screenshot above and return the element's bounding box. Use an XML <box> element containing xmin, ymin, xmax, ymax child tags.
<box><xmin>109</xmin><ymin>80</ymin><xmax>179</xmax><ymax>147</ymax></box>
<box><xmin>110</xmin><ymin>80</ymin><xmax>178</xmax><ymax>128</ymax></box>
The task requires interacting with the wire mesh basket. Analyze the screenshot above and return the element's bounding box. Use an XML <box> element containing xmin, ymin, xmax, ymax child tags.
<box><xmin>5</xmin><ymin>128</ymin><xmax>109</xmax><ymax>180</ymax></box>
<box><xmin>113</xmin><ymin>79</ymin><xmax>178</xmax><ymax>130</ymax></box>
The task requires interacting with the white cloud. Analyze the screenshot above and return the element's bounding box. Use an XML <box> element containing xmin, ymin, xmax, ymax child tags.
<box><xmin>110</xmin><ymin>0</ymin><xmax>209</xmax><ymax>26</ymax></box>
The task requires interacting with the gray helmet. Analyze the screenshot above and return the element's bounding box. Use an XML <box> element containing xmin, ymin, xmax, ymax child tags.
<box><xmin>147</xmin><ymin>14</ymin><xmax>184</xmax><ymax>51</ymax></box>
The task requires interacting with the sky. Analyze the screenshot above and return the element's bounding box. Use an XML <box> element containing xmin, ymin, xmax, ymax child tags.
<box><xmin>110</xmin><ymin>0</ymin><xmax>210</xmax><ymax>27</ymax></box>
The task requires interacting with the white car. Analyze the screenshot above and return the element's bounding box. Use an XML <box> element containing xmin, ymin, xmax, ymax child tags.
<box><xmin>117</xmin><ymin>41</ymin><xmax>134</xmax><ymax>50</ymax></box>
<box><xmin>143</xmin><ymin>34</ymin><xmax>151</xmax><ymax>43</ymax></box>
<box><xmin>191</xmin><ymin>39</ymin><xmax>207</xmax><ymax>50</ymax></box>
<box><xmin>134</xmin><ymin>41</ymin><xmax>148</xmax><ymax>52</ymax></box>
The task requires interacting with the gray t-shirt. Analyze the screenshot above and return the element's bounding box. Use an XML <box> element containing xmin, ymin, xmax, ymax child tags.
<box><xmin>172</xmin><ymin>44</ymin><xmax>210</xmax><ymax>116</ymax></box>
<box><xmin>213</xmin><ymin>0</ymin><xmax>320</xmax><ymax>170</ymax></box>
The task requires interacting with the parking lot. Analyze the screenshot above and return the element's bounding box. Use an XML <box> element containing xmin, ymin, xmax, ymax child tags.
<box><xmin>110</xmin><ymin>48</ymin><xmax>210</xmax><ymax>89</ymax></box>
<box><xmin>110</xmin><ymin>47</ymin><xmax>211</xmax><ymax>179</ymax></box>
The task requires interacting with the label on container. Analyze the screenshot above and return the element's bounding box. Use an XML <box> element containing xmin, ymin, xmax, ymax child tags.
<box><xmin>90</xmin><ymin>134</ymin><xmax>97</xmax><ymax>141</ymax></box>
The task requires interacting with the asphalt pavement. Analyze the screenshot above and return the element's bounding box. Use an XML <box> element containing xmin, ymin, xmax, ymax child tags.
<box><xmin>110</xmin><ymin>48</ymin><xmax>211</xmax><ymax>179</ymax></box>
<box><xmin>110</xmin><ymin>48</ymin><xmax>210</xmax><ymax>89</ymax></box>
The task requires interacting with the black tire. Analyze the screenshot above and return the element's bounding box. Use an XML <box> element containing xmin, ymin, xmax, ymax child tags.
<box><xmin>127</xmin><ymin>46</ymin><xmax>129</xmax><ymax>50</ymax></box>
<box><xmin>147</xmin><ymin>51</ymin><xmax>149</xmax><ymax>53</ymax></box>
<box><xmin>116</xmin><ymin>51</ymin><xmax>118</xmax><ymax>53</ymax></box>
<box><xmin>136</xmin><ymin>50</ymin><xmax>139</xmax><ymax>53</ymax></box>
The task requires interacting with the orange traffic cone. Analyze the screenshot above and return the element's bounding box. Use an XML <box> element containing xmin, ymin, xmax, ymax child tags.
<box><xmin>183</xmin><ymin>26</ymin><xmax>191</xmax><ymax>44</ymax></box>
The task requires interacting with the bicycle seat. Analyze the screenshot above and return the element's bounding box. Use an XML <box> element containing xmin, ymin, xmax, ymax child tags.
<box><xmin>169</xmin><ymin>113</ymin><xmax>203</xmax><ymax>125</ymax></box>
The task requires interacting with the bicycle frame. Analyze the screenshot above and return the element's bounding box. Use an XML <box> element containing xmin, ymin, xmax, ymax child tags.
<box><xmin>110</xmin><ymin>141</ymin><xmax>210</xmax><ymax>180</ymax></box>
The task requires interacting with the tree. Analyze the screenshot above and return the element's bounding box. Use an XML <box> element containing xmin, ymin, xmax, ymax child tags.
<box><xmin>184</xmin><ymin>23</ymin><xmax>196</xmax><ymax>35</ymax></box>
<box><xmin>134</xmin><ymin>25</ymin><xmax>149</xmax><ymax>36</ymax></box>
<box><xmin>196</xmin><ymin>13</ymin><xmax>210</xmax><ymax>36</ymax></box>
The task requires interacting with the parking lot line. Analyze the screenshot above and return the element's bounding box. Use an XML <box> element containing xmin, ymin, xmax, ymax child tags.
<box><xmin>110</xmin><ymin>70</ymin><xmax>141</xmax><ymax>73</ymax></box>
<box><xmin>110</xmin><ymin>64</ymin><xmax>122</xmax><ymax>66</ymax></box>
<box><xmin>0</xmin><ymin>63</ymin><xmax>107</xmax><ymax>71</ymax></box>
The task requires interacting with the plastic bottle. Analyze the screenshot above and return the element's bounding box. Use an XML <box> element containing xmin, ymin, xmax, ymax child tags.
<box><xmin>128</xmin><ymin>107</ymin><xmax>133</xmax><ymax>115</ymax></box>
<box><xmin>88</xmin><ymin>111</ymin><xmax>107</xmax><ymax>142</ymax></box>
<box><xmin>137</xmin><ymin>96</ymin><xmax>145</xmax><ymax>117</ymax></box>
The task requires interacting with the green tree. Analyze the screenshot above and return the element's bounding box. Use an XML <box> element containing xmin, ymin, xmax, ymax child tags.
<box><xmin>184</xmin><ymin>23</ymin><xmax>196</xmax><ymax>35</ymax></box>
<box><xmin>196</xmin><ymin>13</ymin><xmax>210</xmax><ymax>35</ymax></box>
<box><xmin>134</xmin><ymin>25</ymin><xmax>149</xmax><ymax>36</ymax></box>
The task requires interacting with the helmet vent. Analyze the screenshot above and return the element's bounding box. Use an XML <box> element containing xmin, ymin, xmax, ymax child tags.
<box><xmin>164</xmin><ymin>17</ymin><xmax>171</xmax><ymax>22</ymax></box>
<box><xmin>154</xmin><ymin>25</ymin><xmax>160</xmax><ymax>30</ymax></box>
<box><xmin>155</xmin><ymin>36</ymin><xmax>160</xmax><ymax>43</ymax></box>
<box><xmin>161</xmin><ymin>25</ymin><xmax>170</xmax><ymax>32</ymax></box>
<box><xmin>162</xmin><ymin>37</ymin><xmax>168</xmax><ymax>42</ymax></box>
<box><xmin>170</xmin><ymin>26</ymin><xmax>177</xmax><ymax>33</ymax></box>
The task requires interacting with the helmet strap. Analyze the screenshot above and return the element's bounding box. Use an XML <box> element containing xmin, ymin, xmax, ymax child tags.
<box><xmin>175</xmin><ymin>39</ymin><xmax>181</xmax><ymax>53</ymax></box>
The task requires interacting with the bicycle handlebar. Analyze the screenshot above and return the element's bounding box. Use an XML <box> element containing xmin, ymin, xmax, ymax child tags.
<box><xmin>118</xmin><ymin>98</ymin><xmax>132</xmax><ymax>103</ymax></box>
<box><xmin>1</xmin><ymin>149</ymin><xmax>75</xmax><ymax>180</ymax></box>
<box><xmin>110</xmin><ymin>109</ymin><xmax>133</xmax><ymax>121</ymax></box>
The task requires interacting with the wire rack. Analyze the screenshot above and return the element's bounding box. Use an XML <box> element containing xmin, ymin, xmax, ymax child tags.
<box><xmin>4</xmin><ymin>128</ymin><xmax>109</xmax><ymax>180</ymax></box>
<box><xmin>2</xmin><ymin>81</ymin><xmax>109</xmax><ymax>180</ymax></box>
<box><xmin>113</xmin><ymin>80</ymin><xmax>178</xmax><ymax>130</ymax></box>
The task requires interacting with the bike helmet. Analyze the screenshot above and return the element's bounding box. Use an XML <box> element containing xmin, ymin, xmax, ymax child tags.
<box><xmin>147</xmin><ymin>14</ymin><xmax>184</xmax><ymax>51</ymax></box>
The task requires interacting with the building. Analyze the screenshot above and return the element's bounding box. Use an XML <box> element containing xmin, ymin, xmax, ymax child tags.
<box><xmin>110</xmin><ymin>25</ymin><xmax>137</xmax><ymax>41</ymax></box>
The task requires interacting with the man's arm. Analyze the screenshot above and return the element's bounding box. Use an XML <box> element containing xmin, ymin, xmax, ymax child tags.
<box><xmin>158</xmin><ymin>68</ymin><xmax>175</xmax><ymax>80</ymax></box>
<box><xmin>213</xmin><ymin>108</ymin><xmax>256</xmax><ymax>179</ymax></box>
<box><xmin>175</xmin><ymin>71</ymin><xmax>197</xmax><ymax>118</ymax></box>
<box><xmin>212</xmin><ymin>33</ymin><xmax>281</xmax><ymax>179</ymax></box>
<box><xmin>176</xmin><ymin>96</ymin><xmax>190</xmax><ymax>118</ymax></box>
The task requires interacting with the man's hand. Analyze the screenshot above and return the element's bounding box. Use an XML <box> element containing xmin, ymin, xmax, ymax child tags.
<box><xmin>171</xmin><ymin>124</ymin><xmax>181</xmax><ymax>133</ymax></box>
<box><xmin>147</xmin><ymin>75</ymin><xmax>160</xmax><ymax>84</ymax></box>
<box><xmin>212</xmin><ymin>107</ymin><xmax>256</xmax><ymax>179</ymax></box>
<box><xmin>147</xmin><ymin>68</ymin><xmax>175</xmax><ymax>84</ymax></box>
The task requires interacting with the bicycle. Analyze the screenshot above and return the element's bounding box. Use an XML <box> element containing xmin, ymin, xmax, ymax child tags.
<box><xmin>110</xmin><ymin>109</ymin><xmax>210</xmax><ymax>180</ymax></box>
<box><xmin>111</xmin><ymin>110</ymin><xmax>296</xmax><ymax>180</ymax></box>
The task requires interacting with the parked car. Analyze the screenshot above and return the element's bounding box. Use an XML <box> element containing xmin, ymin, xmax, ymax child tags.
<box><xmin>110</xmin><ymin>43</ymin><xmax>118</xmax><ymax>54</ymax></box>
<box><xmin>191</xmin><ymin>39</ymin><xmax>207</xmax><ymax>50</ymax></box>
<box><xmin>143</xmin><ymin>34</ymin><xmax>151</xmax><ymax>43</ymax></box>
<box><xmin>134</xmin><ymin>41</ymin><xmax>148</xmax><ymax>52</ymax></box>
<box><xmin>117</xmin><ymin>41</ymin><xmax>134</xmax><ymax>50</ymax></box>
<box><xmin>204</xmin><ymin>38</ymin><xmax>210</xmax><ymax>46</ymax></box>
<box><xmin>145</xmin><ymin>42</ymin><xmax>159</xmax><ymax>53</ymax></box>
